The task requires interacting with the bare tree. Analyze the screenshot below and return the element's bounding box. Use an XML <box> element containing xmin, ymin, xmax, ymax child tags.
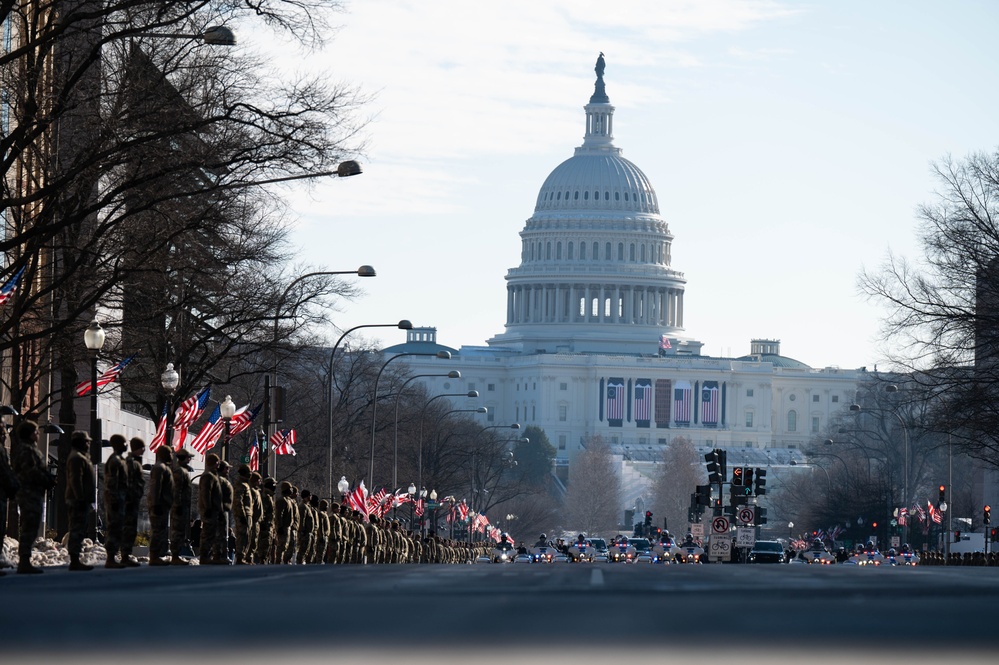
<box><xmin>560</xmin><ymin>436</ymin><xmax>621</xmax><ymax>536</ymax></box>
<box><xmin>647</xmin><ymin>436</ymin><xmax>703</xmax><ymax>534</ymax></box>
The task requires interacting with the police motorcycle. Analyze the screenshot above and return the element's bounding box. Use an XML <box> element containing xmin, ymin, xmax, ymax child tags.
<box><xmin>650</xmin><ymin>532</ymin><xmax>679</xmax><ymax>564</ymax></box>
<box><xmin>798</xmin><ymin>539</ymin><xmax>836</xmax><ymax>565</ymax></box>
<box><xmin>607</xmin><ymin>535</ymin><xmax>637</xmax><ymax>563</ymax></box>
<box><xmin>491</xmin><ymin>534</ymin><xmax>517</xmax><ymax>563</ymax></box>
<box><xmin>566</xmin><ymin>535</ymin><xmax>592</xmax><ymax>562</ymax></box>
<box><xmin>886</xmin><ymin>544</ymin><xmax>919</xmax><ymax>566</ymax></box>
<box><xmin>529</xmin><ymin>534</ymin><xmax>556</xmax><ymax>563</ymax></box>
<box><xmin>674</xmin><ymin>534</ymin><xmax>705</xmax><ymax>564</ymax></box>
<box><xmin>848</xmin><ymin>541</ymin><xmax>886</xmax><ymax>566</ymax></box>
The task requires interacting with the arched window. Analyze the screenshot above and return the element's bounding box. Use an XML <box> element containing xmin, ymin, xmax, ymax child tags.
<box><xmin>787</xmin><ymin>410</ymin><xmax>797</xmax><ymax>432</ymax></box>
<box><xmin>579</xmin><ymin>242</ymin><xmax>586</xmax><ymax>259</ymax></box>
<box><xmin>593</xmin><ymin>242</ymin><xmax>599</xmax><ymax>260</ymax></box>
<box><xmin>556</xmin><ymin>191</ymin><xmax>561</xmax><ymax>200</ymax></box>
<box><xmin>605</xmin><ymin>243</ymin><xmax>611</xmax><ymax>260</ymax></box>
<box><xmin>574</xmin><ymin>191</ymin><xmax>579</xmax><ymax>200</ymax></box>
<box><xmin>615</xmin><ymin>192</ymin><xmax>620</xmax><ymax>201</ymax></box>
<box><xmin>640</xmin><ymin>244</ymin><xmax>646</xmax><ymax>262</ymax></box>
<box><xmin>583</xmin><ymin>191</ymin><xmax>589</xmax><ymax>200</ymax></box>
<box><xmin>530</xmin><ymin>243</ymin><xmax>535</xmax><ymax>261</ymax></box>
<box><xmin>629</xmin><ymin>243</ymin><xmax>635</xmax><ymax>261</ymax></box>
<box><xmin>619</xmin><ymin>243</ymin><xmax>625</xmax><ymax>260</ymax></box>
<box><xmin>556</xmin><ymin>242</ymin><xmax>562</xmax><ymax>260</ymax></box>
<box><xmin>604</xmin><ymin>191</ymin><xmax>610</xmax><ymax>201</ymax></box>
<box><xmin>567</xmin><ymin>242</ymin><xmax>574</xmax><ymax>260</ymax></box>
<box><xmin>546</xmin><ymin>242</ymin><xmax>552</xmax><ymax>260</ymax></box>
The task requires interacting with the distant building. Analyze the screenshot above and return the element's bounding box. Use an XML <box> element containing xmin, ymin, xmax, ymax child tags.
<box><xmin>383</xmin><ymin>57</ymin><xmax>864</xmax><ymax>510</ymax></box>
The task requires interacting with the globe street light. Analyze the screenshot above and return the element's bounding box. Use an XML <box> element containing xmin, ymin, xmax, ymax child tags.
<box><xmin>160</xmin><ymin>363</ymin><xmax>180</xmax><ymax>449</ymax></box>
<box><xmin>369</xmin><ymin>351</ymin><xmax>452</xmax><ymax>490</ymax></box>
<box><xmin>219</xmin><ymin>395</ymin><xmax>237</xmax><ymax>464</ymax></box>
<box><xmin>408</xmin><ymin>482</ymin><xmax>417</xmax><ymax>532</ymax></box>
<box><xmin>83</xmin><ymin>319</ymin><xmax>105</xmax><ymax>540</ymax></box>
<box><xmin>326</xmin><ymin>320</ymin><xmax>412</xmax><ymax>499</ymax></box>
<box><xmin>337</xmin><ymin>476</ymin><xmax>350</xmax><ymax>504</ymax></box>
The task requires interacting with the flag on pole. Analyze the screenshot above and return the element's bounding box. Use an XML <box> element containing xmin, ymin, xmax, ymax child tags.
<box><xmin>606</xmin><ymin>379</ymin><xmax>625</xmax><ymax>420</ymax></box>
<box><xmin>658</xmin><ymin>335</ymin><xmax>671</xmax><ymax>353</ymax></box>
<box><xmin>415</xmin><ymin>498</ymin><xmax>425</xmax><ymax>518</ymax></box>
<box><xmin>148</xmin><ymin>403</ymin><xmax>169</xmax><ymax>452</ymax></box>
<box><xmin>75</xmin><ymin>354</ymin><xmax>137</xmax><ymax>397</ymax></box>
<box><xmin>457</xmin><ymin>499</ymin><xmax>469</xmax><ymax>521</ymax></box>
<box><xmin>173</xmin><ymin>386</ymin><xmax>211</xmax><ymax>444</ymax></box>
<box><xmin>0</xmin><ymin>266</ymin><xmax>26</xmax><ymax>308</ymax></box>
<box><xmin>190</xmin><ymin>405</ymin><xmax>224</xmax><ymax>455</ymax></box>
<box><xmin>249</xmin><ymin>435</ymin><xmax>259</xmax><ymax>472</ymax></box>
<box><xmin>347</xmin><ymin>481</ymin><xmax>369</xmax><ymax>521</ymax></box>
<box><xmin>228</xmin><ymin>403</ymin><xmax>262</xmax><ymax>438</ymax></box>
<box><xmin>269</xmin><ymin>428</ymin><xmax>297</xmax><ymax>456</ymax></box>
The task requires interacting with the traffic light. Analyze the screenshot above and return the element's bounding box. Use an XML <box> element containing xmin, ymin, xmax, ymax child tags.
<box><xmin>985</xmin><ymin>505</ymin><xmax>992</xmax><ymax>525</ymax></box>
<box><xmin>695</xmin><ymin>484</ymin><xmax>712</xmax><ymax>506</ymax></box>
<box><xmin>754</xmin><ymin>468</ymin><xmax>767</xmax><ymax>495</ymax></box>
<box><xmin>744</xmin><ymin>467</ymin><xmax>754</xmax><ymax>487</ymax></box>
<box><xmin>756</xmin><ymin>507</ymin><xmax>768</xmax><ymax>525</ymax></box>
<box><xmin>938</xmin><ymin>485</ymin><xmax>946</xmax><ymax>505</ymax></box>
<box><xmin>644</xmin><ymin>511</ymin><xmax>653</xmax><ymax>528</ymax></box>
<box><xmin>732</xmin><ymin>466</ymin><xmax>744</xmax><ymax>486</ymax></box>
<box><xmin>954</xmin><ymin>530</ymin><xmax>961</xmax><ymax>543</ymax></box>
<box><xmin>705</xmin><ymin>451</ymin><xmax>722</xmax><ymax>484</ymax></box>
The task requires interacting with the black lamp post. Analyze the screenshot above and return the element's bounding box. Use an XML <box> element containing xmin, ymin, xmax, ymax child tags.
<box><xmin>161</xmin><ymin>363</ymin><xmax>180</xmax><ymax>449</ymax></box>
<box><xmin>337</xmin><ymin>476</ymin><xmax>350</xmax><ymax>505</ymax></box>
<box><xmin>220</xmin><ymin>395</ymin><xmax>236</xmax><ymax>463</ymax></box>
<box><xmin>419</xmin><ymin>487</ymin><xmax>428</xmax><ymax>537</ymax></box>
<box><xmin>83</xmin><ymin>319</ymin><xmax>105</xmax><ymax>541</ymax></box>
<box><xmin>407</xmin><ymin>482</ymin><xmax>416</xmax><ymax>532</ymax></box>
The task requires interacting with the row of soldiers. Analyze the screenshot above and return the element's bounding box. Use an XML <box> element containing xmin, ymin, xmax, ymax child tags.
<box><xmin>0</xmin><ymin>420</ymin><xmax>492</xmax><ymax>574</ymax></box>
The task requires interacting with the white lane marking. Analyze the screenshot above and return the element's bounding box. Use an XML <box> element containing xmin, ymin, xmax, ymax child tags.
<box><xmin>590</xmin><ymin>567</ymin><xmax>605</xmax><ymax>587</ymax></box>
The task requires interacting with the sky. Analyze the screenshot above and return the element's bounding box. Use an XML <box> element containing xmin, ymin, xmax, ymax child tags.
<box><xmin>254</xmin><ymin>1</ymin><xmax>999</xmax><ymax>371</ymax></box>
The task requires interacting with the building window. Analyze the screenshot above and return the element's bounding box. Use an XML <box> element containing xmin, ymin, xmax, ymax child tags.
<box><xmin>533</xmin><ymin>383</ymin><xmax>536</xmax><ymax>390</ymax></box>
<box><xmin>567</xmin><ymin>242</ymin><xmax>574</xmax><ymax>260</ymax></box>
<box><xmin>560</xmin><ymin>383</ymin><xmax>567</xmax><ymax>391</ymax></box>
<box><xmin>487</xmin><ymin>409</ymin><xmax>495</xmax><ymax>422</ymax></box>
<box><xmin>658</xmin><ymin>438</ymin><xmax>667</xmax><ymax>445</ymax></box>
<box><xmin>487</xmin><ymin>384</ymin><xmax>495</xmax><ymax>392</ymax></box>
<box><xmin>559</xmin><ymin>405</ymin><xmax>567</xmax><ymax>421</ymax></box>
<box><xmin>787</xmin><ymin>410</ymin><xmax>797</xmax><ymax>432</ymax></box>
<box><xmin>515</xmin><ymin>406</ymin><xmax>519</xmax><ymax>420</ymax></box>
<box><xmin>811</xmin><ymin>416</ymin><xmax>820</xmax><ymax>433</ymax></box>
<box><xmin>832</xmin><ymin>395</ymin><xmax>839</xmax><ymax>403</ymax></box>
<box><xmin>812</xmin><ymin>394</ymin><xmax>819</xmax><ymax>403</ymax></box>
<box><xmin>745</xmin><ymin>411</ymin><xmax>754</xmax><ymax>428</ymax></box>
<box><xmin>580</xmin><ymin>243</ymin><xmax>586</xmax><ymax>259</ymax></box>
<box><xmin>746</xmin><ymin>388</ymin><xmax>754</xmax><ymax>397</ymax></box>
<box><xmin>789</xmin><ymin>394</ymin><xmax>796</xmax><ymax>402</ymax></box>
<box><xmin>558</xmin><ymin>435</ymin><xmax>567</xmax><ymax>450</ymax></box>
<box><xmin>745</xmin><ymin>441</ymin><xmax>753</xmax><ymax>448</ymax></box>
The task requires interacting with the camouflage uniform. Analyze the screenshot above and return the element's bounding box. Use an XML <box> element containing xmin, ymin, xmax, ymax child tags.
<box><xmin>297</xmin><ymin>491</ymin><xmax>316</xmax><ymax>565</ymax></box>
<box><xmin>233</xmin><ymin>465</ymin><xmax>253</xmax><ymax>564</ymax></box>
<box><xmin>216</xmin><ymin>463</ymin><xmax>233</xmax><ymax>562</ymax></box>
<box><xmin>255</xmin><ymin>477</ymin><xmax>276</xmax><ymax>564</ymax></box>
<box><xmin>198</xmin><ymin>455</ymin><xmax>224</xmax><ymax>564</ymax></box>
<box><xmin>11</xmin><ymin>422</ymin><xmax>51</xmax><ymax>573</ymax></box>
<box><xmin>284</xmin><ymin>487</ymin><xmax>300</xmax><ymax>564</ymax></box>
<box><xmin>249</xmin><ymin>473</ymin><xmax>263</xmax><ymax>563</ymax></box>
<box><xmin>0</xmin><ymin>427</ymin><xmax>20</xmax><ymax>569</ymax></box>
<box><xmin>314</xmin><ymin>499</ymin><xmax>331</xmax><ymax>564</ymax></box>
<box><xmin>170</xmin><ymin>449</ymin><xmax>195</xmax><ymax>563</ymax></box>
<box><xmin>146</xmin><ymin>447</ymin><xmax>174</xmax><ymax>563</ymax></box>
<box><xmin>121</xmin><ymin>439</ymin><xmax>146</xmax><ymax>564</ymax></box>
<box><xmin>274</xmin><ymin>482</ymin><xmax>294</xmax><ymax>563</ymax></box>
<box><xmin>65</xmin><ymin>432</ymin><xmax>95</xmax><ymax>570</ymax></box>
<box><xmin>103</xmin><ymin>438</ymin><xmax>128</xmax><ymax>566</ymax></box>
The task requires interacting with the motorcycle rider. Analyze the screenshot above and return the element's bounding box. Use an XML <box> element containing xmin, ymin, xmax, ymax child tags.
<box><xmin>534</xmin><ymin>533</ymin><xmax>549</xmax><ymax>548</ymax></box>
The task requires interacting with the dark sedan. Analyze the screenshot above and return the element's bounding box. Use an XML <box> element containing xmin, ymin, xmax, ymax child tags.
<box><xmin>748</xmin><ymin>540</ymin><xmax>786</xmax><ymax>563</ymax></box>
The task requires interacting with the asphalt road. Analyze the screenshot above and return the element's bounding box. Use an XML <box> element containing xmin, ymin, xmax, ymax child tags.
<box><xmin>2</xmin><ymin>562</ymin><xmax>995</xmax><ymax>664</ymax></box>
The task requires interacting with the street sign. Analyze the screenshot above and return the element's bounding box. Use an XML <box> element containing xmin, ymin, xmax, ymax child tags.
<box><xmin>690</xmin><ymin>522</ymin><xmax>705</xmax><ymax>538</ymax></box>
<box><xmin>240</xmin><ymin>455</ymin><xmax>250</xmax><ymax>464</ymax></box>
<box><xmin>891</xmin><ymin>536</ymin><xmax>900</xmax><ymax>548</ymax></box>
<box><xmin>427</xmin><ymin>501</ymin><xmax>439</xmax><ymax>509</ymax></box>
<box><xmin>711</xmin><ymin>516</ymin><xmax>730</xmax><ymax>534</ymax></box>
<box><xmin>709</xmin><ymin>535</ymin><xmax>732</xmax><ymax>561</ymax></box>
<box><xmin>736</xmin><ymin>527</ymin><xmax>755</xmax><ymax>547</ymax></box>
<box><xmin>737</xmin><ymin>507</ymin><xmax>755</xmax><ymax>525</ymax></box>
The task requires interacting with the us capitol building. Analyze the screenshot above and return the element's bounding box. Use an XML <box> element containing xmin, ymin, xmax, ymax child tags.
<box><xmin>385</xmin><ymin>55</ymin><xmax>864</xmax><ymax>505</ymax></box>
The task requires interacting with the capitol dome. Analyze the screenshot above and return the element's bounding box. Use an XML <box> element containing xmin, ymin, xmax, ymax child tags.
<box><xmin>488</xmin><ymin>55</ymin><xmax>701</xmax><ymax>357</ymax></box>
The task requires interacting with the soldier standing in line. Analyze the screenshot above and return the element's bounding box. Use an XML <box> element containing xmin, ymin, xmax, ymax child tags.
<box><xmin>248</xmin><ymin>472</ymin><xmax>263</xmax><ymax>563</ymax></box>
<box><xmin>296</xmin><ymin>489</ymin><xmax>315</xmax><ymax>565</ymax></box>
<box><xmin>274</xmin><ymin>481</ymin><xmax>293</xmax><ymax>563</ymax></box>
<box><xmin>147</xmin><ymin>446</ymin><xmax>174</xmax><ymax>565</ymax></box>
<box><xmin>284</xmin><ymin>485</ymin><xmax>300</xmax><ymax>564</ymax></box>
<box><xmin>232</xmin><ymin>464</ymin><xmax>253</xmax><ymax>564</ymax></box>
<box><xmin>198</xmin><ymin>453</ymin><xmax>224</xmax><ymax>565</ymax></box>
<box><xmin>255</xmin><ymin>476</ymin><xmax>276</xmax><ymax>564</ymax></box>
<box><xmin>103</xmin><ymin>434</ymin><xmax>129</xmax><ymax>569</ymax></box>
<box><xmin>314</xmin><ymin>498</ymin><xmax>331</xmax><ymax>564</ymax></box>
<box><xmin>65</xmin><ymin>430</ymin><xmax>95</xmax><ymax>571</ymax></box>
<box><xmin>11</xmin><ymin>421</ymin><xmax>50</xmax><ymax>574</ymax></box>
<box><xmin>216</xmin><ymin>460</ymin><xmax>233</xmax><ymax>564</ymax></box>
<box><xmin>120</xmin><ymin>437</ymin><xmax>146</xmax><ymax>567</ymax></box>
<box><xmin>0</xmin><ymin>425</ymin><xmax>21</xmax><ymax>575</ymax></box>
<box><xmin>170</xmin><ymin>448</ymin><xmax>195</xmax><ymax>565</ymax></box>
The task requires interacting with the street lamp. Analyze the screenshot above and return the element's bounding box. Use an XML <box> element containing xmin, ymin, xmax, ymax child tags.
<box><xmin>392</xmin><ymin>371</ymin><xmax>462</xmax><ymax>493</ymax></box>
<box><xmin>267</xmin><ymin>267</ymin><xmax>378</xmax><ymax>478</ymax></box>
<box><xmin>326</xmin><ymin>320</ymin><xmax>412</xmax><ymax>500</ymax></box>
<box><xmin>369</xmin><ymin>351</ymin><xmax>452</xmax><ymax>490</ymax></box>
<box><xmin>885</xmin><ymin>384</ymin><xmax>911</xmax><ymax>544</ymax></box>
<box><xmin>419</xmin><ymin>487</ymin><xmax>428</xmax><ymax>537</ymax></box>
<box><xmin>408</xmin><ymin>482</ymin><xmax>417</xmax><ymax>531</ymax></box>
<box><xmin>219</xmin><ymin>394</ymin><xmax>236</xmax><ymax>463</ymax></box>
<box><xmin>788</xmin><ymin>521</ymin><xmax>794</xmax><ymax>541</ymax></box>
<box><xmin>160</xmin><ymin>363</ymin><xmax>180</xmax><ymax>449</ymax></box>
<box><xmin>83</xmin><ymin>319</ymin><xmax>105</xmax><ymax>540</ymax></box>
<box><xmin>429</xmin><ymin>488</ymin><xmax>439</xmax><ymax>535</ymax></box>
<box><xmin>337</xmin><ymin>476</ymin><xmax>350</xmax><ymax>504</ymax></box>
<box><xmin>417</xmin><ymin>391</ymin><xmax>480</xmax><ymax>492</ymax></box>
<box><xmin>131</xmin><ymin>25</ymin><xmax>238</xmax><ymax>46</ymax></box>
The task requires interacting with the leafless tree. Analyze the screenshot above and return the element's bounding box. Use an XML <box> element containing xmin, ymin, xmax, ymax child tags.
<box><xmin>560</xmin><ymin>436</ymin><xmax>621</xmax><ymax>536</ymax></box>
<box><xmin>647</xmin><ymin>436</ymin><xmax>703</xmax><ymax>534</ymax></box>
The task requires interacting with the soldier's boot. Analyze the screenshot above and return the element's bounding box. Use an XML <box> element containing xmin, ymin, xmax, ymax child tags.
<box><xmin>17</xmin><ymin>562</ymin><xmax>43</xmax><ymax>574</ymax></box>
<box><xmin>104</xmin><ymin>557</ymin><xmax>126</xmax><ymax>569</ymax></box>
<box><xmin>69</xmin><ymin>556</ymin><xmax>93</xmax><ymax>571</ymax></box>
<box><xmin>148</xmin><ymin>556</ymin><xmax>170</xmax><ymax>566</ymax></box>
<box><xmin>121</xmin><ymin>553</ymin><xmax>141</xmax><ymax>567</ymax></box>
<box><xmin>170</xmin><ymin>555</ymin><xmax>190</xmax><ymax>566</ymax></box>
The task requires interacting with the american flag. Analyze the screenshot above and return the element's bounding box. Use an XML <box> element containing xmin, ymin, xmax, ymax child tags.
<box><xmin>490</xmin><ymin>527</ymin><xmax>502</xmax><ymax>543</ymax></box>
<box><xmin>898</xmin><ymin>507</ymin><xmax>908</xmax><ymax>527</ymax></box>
<box><xmin>270</xmin><ymin>428</ymin><xmax>297</xmax><ymax>456</ymax></box>
<box><xmin>415</xmin><ymin>498</ymin><xmax>425</xmax><ymax>517</ymax></box>
<box><xmin>74</xmin><ymin>354</ymin><xmax>137</xmax><ymax>397</ymax></box>
<box><xmin>190</xmin><ymin>405</ymin><xmax>224</xmax><ymax>455</ymax></box>
<box><xmin>658</xmin><ymin>335</ymin><xmax>671</xmax><ymax>351</ymax></box>
<box><xmin>701</xmin><ymin>383</ymin><xmax>720</xmax><ymax>424</ymax></box>
<box><xmin>347</xmin><ymin>482</ymin><xmax>369</xmax><ymax>521</ymax></box>
<box><xmin>673</xmin><ymin>382</ymin><xmax>692</xmax><ymax>423</ymax></box>
<box><xmin>0</xmin><ymin>266</ymin><xmax>25</xmax><ymax>308</ymax></box>
<box><xmin>148</xmin><ymin>403</ymin><xmax>169</xmax><ymax>452</ymax></box>
<box><xmin>367</xmin><ymin>488</ymin><xmax>387</xmax><ymax>514</ymax></box>
<box><xmin>929</xmin><ymin>501</ymin><xmax>942</xmax><ymax>524</ymax></box>
<box><xmin>228</xmin><ymin>403</ymin><xmax>262</xmax><ymax>438</ymax></box>
<box><xmin>634</xmin><ymin>381</ymin><xmax>652</xmax><ymax>421</ymax></box>
<box><xmin>390</xmin><ymin>490</ymin><xmax>410</xmax><ymax>508</ymax></box>
<box><xmin>914</xmin><ymin>504</ymin><xmax>926</xmax><ymax>522</ymax></box>
<box><xmin>172</xmin><ymin>386</ymin><xmax>210</xmax><ymax>441</ymax></box>
<box><xmin>249</xmin><ymin>436</ymin><xmax>259</xmax><ymax>472</ymax></box>
<box><xmin>457</xmin><ymin>499</ymin><xmax>469</xmax><ymax>521</ymax></box>
<box><xmin>606</xmin><ymin>380</ymin><xmax>625</xmax><ymax>420</ymax></box>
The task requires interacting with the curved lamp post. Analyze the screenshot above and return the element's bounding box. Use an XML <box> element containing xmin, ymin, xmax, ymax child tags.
<box><xmin>325</xmin><ymin>320</ymin><xmax>412</xmax><ymax>498</ymax></box>
<box><xmin>84</xmin><ymin>319</ymin><xmax>105</xmax><ymax>540</ymax></box>
<box><xmin>392</xmin><ymin>371</ymin><xmax>462</xmax><ymax>492</ymax></box>
<box><xmin>368</xmin><ymin>351</ymin><xmax>452</xmax><ymax>491</ymax></box>
<box><xmin>416</xmin><ymin>391</ymin><xmax>480</xmax><ymax>493</ymax></box>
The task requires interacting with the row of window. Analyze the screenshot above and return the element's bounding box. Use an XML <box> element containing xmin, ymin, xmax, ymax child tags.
<box><xmin>523</xmin><ymin>239</ymin><xmax>669</xmax><ymax>265</ymax></box>
<box><xmin>542</xmin><ymin>189</ymin><xmax>651</xmax><ymax>204</ymax></box>
<box><xmin>746</xmin><ymin>387</ymin><xmax>841</xmax><ymax>404</ymax></box>
<box><xmin>743</xmin><ymin>410</ymin><xmax>822</xmax><ymax>433</ymax></box>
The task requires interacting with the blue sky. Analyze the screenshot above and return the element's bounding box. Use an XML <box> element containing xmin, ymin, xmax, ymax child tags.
<box><xmin>264</xmin><ymin>1</ymin><xmax>999</xmax><ymax>370</ymax></box>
